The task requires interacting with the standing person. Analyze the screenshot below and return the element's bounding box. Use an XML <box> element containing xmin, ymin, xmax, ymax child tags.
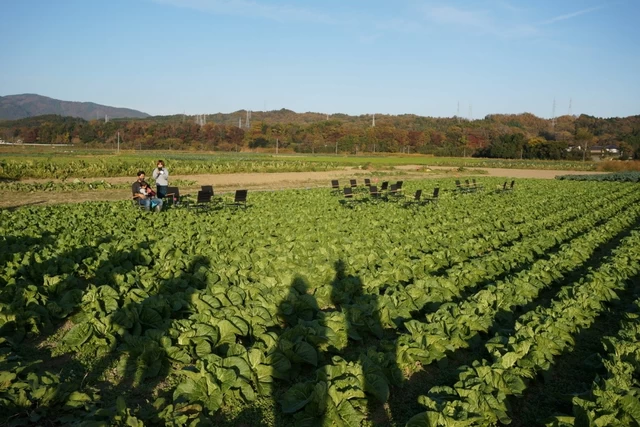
<box><xmin>152</xmin><ymin>160</ymin><xmax>169</xmax><ymax>199</ymax></box>
<box><xmin>132</xmin><ymin>171</ymin><xmax>163</xmax><ymax>212</ymax></box>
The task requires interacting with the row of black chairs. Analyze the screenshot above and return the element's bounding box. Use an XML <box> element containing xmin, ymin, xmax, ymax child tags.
<box><xmin>454</xmin><ymin>179</ymin><xmax>484</xmax><ymax>193</ymax></box>
<box><xmin>342</xmin><ymin>184</ymin><xmax>439</xmax><ymax>206</ymax></box>
<box><xmin>192</xmin><ymin>186</ymin><xmax>248</xmax><ymax>209</ymax></box>
<box><xmin>332</xmin><ymin>179</ymin><xmax>405</xmax><ymax>195</ymax></box>
<box><xmin>331</xmin><ymin>178</ymin><xmax>379</xmax><ymax>193</ymax></box>
<box><xmin>454</xmin><ymin>179</ymin><xmax>514</xmax><ymax>194</ymax></box>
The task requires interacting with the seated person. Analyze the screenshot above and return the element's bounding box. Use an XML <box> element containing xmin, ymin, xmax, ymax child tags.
<box><xmin>132</xmin><ymin>171</ymin><xmax>163</xmax><ymax>212</ymax></box>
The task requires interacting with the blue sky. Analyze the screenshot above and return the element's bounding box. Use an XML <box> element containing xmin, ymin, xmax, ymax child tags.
<box><xmin>1</xmin><ymin>0</ymin><xmax>639</xmax><ymax>119</ymax></box>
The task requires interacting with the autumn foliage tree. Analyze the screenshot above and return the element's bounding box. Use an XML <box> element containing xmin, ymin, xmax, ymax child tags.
<box><xmin>2</xmin><ymin>111</ymin><xmax>639</xmax><ymax>160</ymax></box>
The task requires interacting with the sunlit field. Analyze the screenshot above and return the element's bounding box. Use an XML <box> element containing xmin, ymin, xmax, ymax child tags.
<box><xmin>2</xmin><ymin>178</ymin><xmax>640</xmax><ymax>426</ymax></box>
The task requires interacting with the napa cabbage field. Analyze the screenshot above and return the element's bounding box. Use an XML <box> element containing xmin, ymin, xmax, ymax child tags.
<box><xmin>1</xmin><ymin>178</ymin><xmax>640</xmax><ymax>426</ymax></box>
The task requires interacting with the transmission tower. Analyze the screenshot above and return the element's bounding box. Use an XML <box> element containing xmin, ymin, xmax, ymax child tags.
<box><xmin>551</xmin><ymin>98</ymin><xmax>557</xmax><ymax>130</ymax></box>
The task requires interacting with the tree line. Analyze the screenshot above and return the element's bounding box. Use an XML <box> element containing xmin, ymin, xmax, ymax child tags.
<box><xmin>1</xmin><ymin>111</ymin><xmax>639</xmax><ymax>160</ymax></box>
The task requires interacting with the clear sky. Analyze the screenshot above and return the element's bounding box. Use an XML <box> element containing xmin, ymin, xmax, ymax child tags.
<box><xmin>1</xmin><ymin>0</ymin><xmax>639</xmax><ymax>119</ymax></box>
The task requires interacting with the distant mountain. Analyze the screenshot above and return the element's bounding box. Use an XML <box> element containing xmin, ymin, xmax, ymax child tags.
<box><xmin>0</xmin><ymin>94</ymin><xmax>150</xmax><ymax>120</ymax></box>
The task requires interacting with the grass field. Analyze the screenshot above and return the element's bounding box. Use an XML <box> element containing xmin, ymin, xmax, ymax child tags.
<box><xmin>2</xmin><ymin>178</ymin><xmax>640</xmax><ymax>426</ymax></box>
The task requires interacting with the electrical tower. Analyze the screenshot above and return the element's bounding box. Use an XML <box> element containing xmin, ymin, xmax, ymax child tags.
<box><xmin>551</xmin><ymin>98</ymin><xmax>557</xmax><ymax>130</ymax></box>
<box><xmin>568</xmin><ymin>98</ymin><xmax>572</xmax><ymax>116</ymax></box>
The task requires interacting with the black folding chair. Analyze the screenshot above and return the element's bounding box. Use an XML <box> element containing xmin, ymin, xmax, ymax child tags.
<box><xmin>506</xmin><ymin>180</ymin><xmax>515</xmax><ymax>193</ymax></box>
<box><xmin>465</xmin><ymin>180</ymin><xmax>477</xmax><ymax>193</ymax></box>
<box><xmin>227</xmin><ymin>189</ymin><xmax>248</xmax><ymax>208</ymax></box>
<box><xmin>330</xmin><ymin>180</ymin><xmax>340</xmax><ymax>194</ymax></box>
<box><xmin>424</xmin><ymin>187</ymin><xmax>440</xmax><ymax>204</ymax></box>
<box><xmin>189</xmin><ymin>190</ymin><xmax>213</xmax><ymax>209</ymax></box>
<box><xmin>403</xmin><ymin>189</ymin><xmax>422</xmax><ymax>206</ymax></box>
<box><xmin>166</xmin><ymin>186</ymin><xmax>181</xmax><ymax>205</ymax></box>
<box><xmin>369</xmin><ymin>185</ymin><xmax>383</xmax><ymax>201</ymax></box>
<box><xmin>340</xmin><ymin>187</ymin><xmax>360</xmax><ymax>206</ymax></box>
<box><xmin>388</xmin><ymin>183</ymin><xmax>402</xmax><ymax>199</ymax></box>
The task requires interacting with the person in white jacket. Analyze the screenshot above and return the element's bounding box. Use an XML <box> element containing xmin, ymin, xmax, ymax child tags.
<box><xmin>152</xmin><ymin>160</ymin><xmax>169</xmax><ymax>198</ymax></box>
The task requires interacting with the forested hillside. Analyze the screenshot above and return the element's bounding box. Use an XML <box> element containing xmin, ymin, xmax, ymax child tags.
<box><xmin>0</xmin><ymin>94</ymin><xmax>149</xmax><ymax>120</ymax></box>
<box><xmin>1</xmin><ymin>110</ymin><xmax>639</xmax><ymax>160</ymax></box>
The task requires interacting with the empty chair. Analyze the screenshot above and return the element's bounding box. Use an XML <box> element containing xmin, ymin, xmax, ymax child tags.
<box><xmin>165</xmin><ymin>186</ymin><xmax>180</xmax><ymax>205</ymax></box>
<box><xmin>330</xmin><ymin>179</ymin><xmax>340</xmax><ymax>195</ymax></box>
<box><xmin>340</xmin><ymin>187</ymin><xmax>358</xmax><ymax>205</ymax></box>
<box><xmin>189</xmin><ymin>190</ymin><xmax>212</xmax><ymax>209</ymax></box>
<box><xmin>364</xmin><ymin>178</ymin><xmax>371</xmax><ymax>187</ymax></box>
<box><xmin>464</xmin><ymin>180</ymin><xmax>477</xmax><ymax>193</ymax></box>
<box><xmin>350</xmin><ymin>179</ymin><xmax>358</xmax><ymax>188</ymax></box>
<box><xmin>455</xmin><ymin>179</ymin><xmax>471</xmax><ymax>194</ymax></box>
<box><xmin>505</xmin><ymin>180</ymin><xmax>515</xmax><ymax>192</ymax></box>
<box><xmin>228</xmin><ymin>189</ymin><xmax>248</xmax><ymax>208</ymax></box>
<box><xmin>201</xmin><ymin>185</ymin><xmax>214</xmax><ymax>194</ymax></box>
<box><xmin>343</xmin><ymin>187</ymin><xmax>355</xmax><ymax>199</ymax></box>
<box><xmin>395</xmin><ymin>181</ymin><xmax>404</xmax><ymax>193</ymax></box>
<box><xmin>403</xmin><ymin>189</ymin><xmax>422</xmax><ymax>206</ymax></box>
<box><xmin>369</xmin><ymin>185</ymin><xmax>382</xmax><ymax>200</ymax></box>
<box><xmin>496</xmin><ymin>180</ymin><xmax>515</xmax><ymax>193</ymax></box>
<box><xmin>424</xmin><ymin>187</ymin><xmax>440</xmax><ymax>203</ymax></box>
<box><xmin>380</xmin><ymin>181</ymin><xmax>389</xmax><ymax>192</ymax></box>
<box><xmin>472</xmin><ymin>179</ymin><xmax>484</xmax><ymax>191</ymax></box>
<box><xmin>388</xmin><ymin>183</ymin><xmax>401</xmax><ymax>198</ymax></box>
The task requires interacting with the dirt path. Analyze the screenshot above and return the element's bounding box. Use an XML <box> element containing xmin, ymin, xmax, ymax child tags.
<box><xmin>3</xmin><ymin>166</ymin><xmax>604</xmax><ymax>210</ymax></box>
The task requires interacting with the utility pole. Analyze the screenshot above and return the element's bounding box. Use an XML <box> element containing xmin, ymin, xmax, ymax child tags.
<box><xmin>276</xmin><ymin>138</ymin><xmax>279</xmax><ymax>154</ymax></box>
<box><xmin>117</xmin><ymin>131</ymin><xmax>120</xmax><ymax>153</ymax></box>
<box><xmin>372</xmin><ymin>113</ymin><xmax>375</xmax><ymax>127</ymax></box>
<box><xmin>551</xmin><ymin>98</ymin><xmax>557</xmax><ymax>130</ymax></box>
